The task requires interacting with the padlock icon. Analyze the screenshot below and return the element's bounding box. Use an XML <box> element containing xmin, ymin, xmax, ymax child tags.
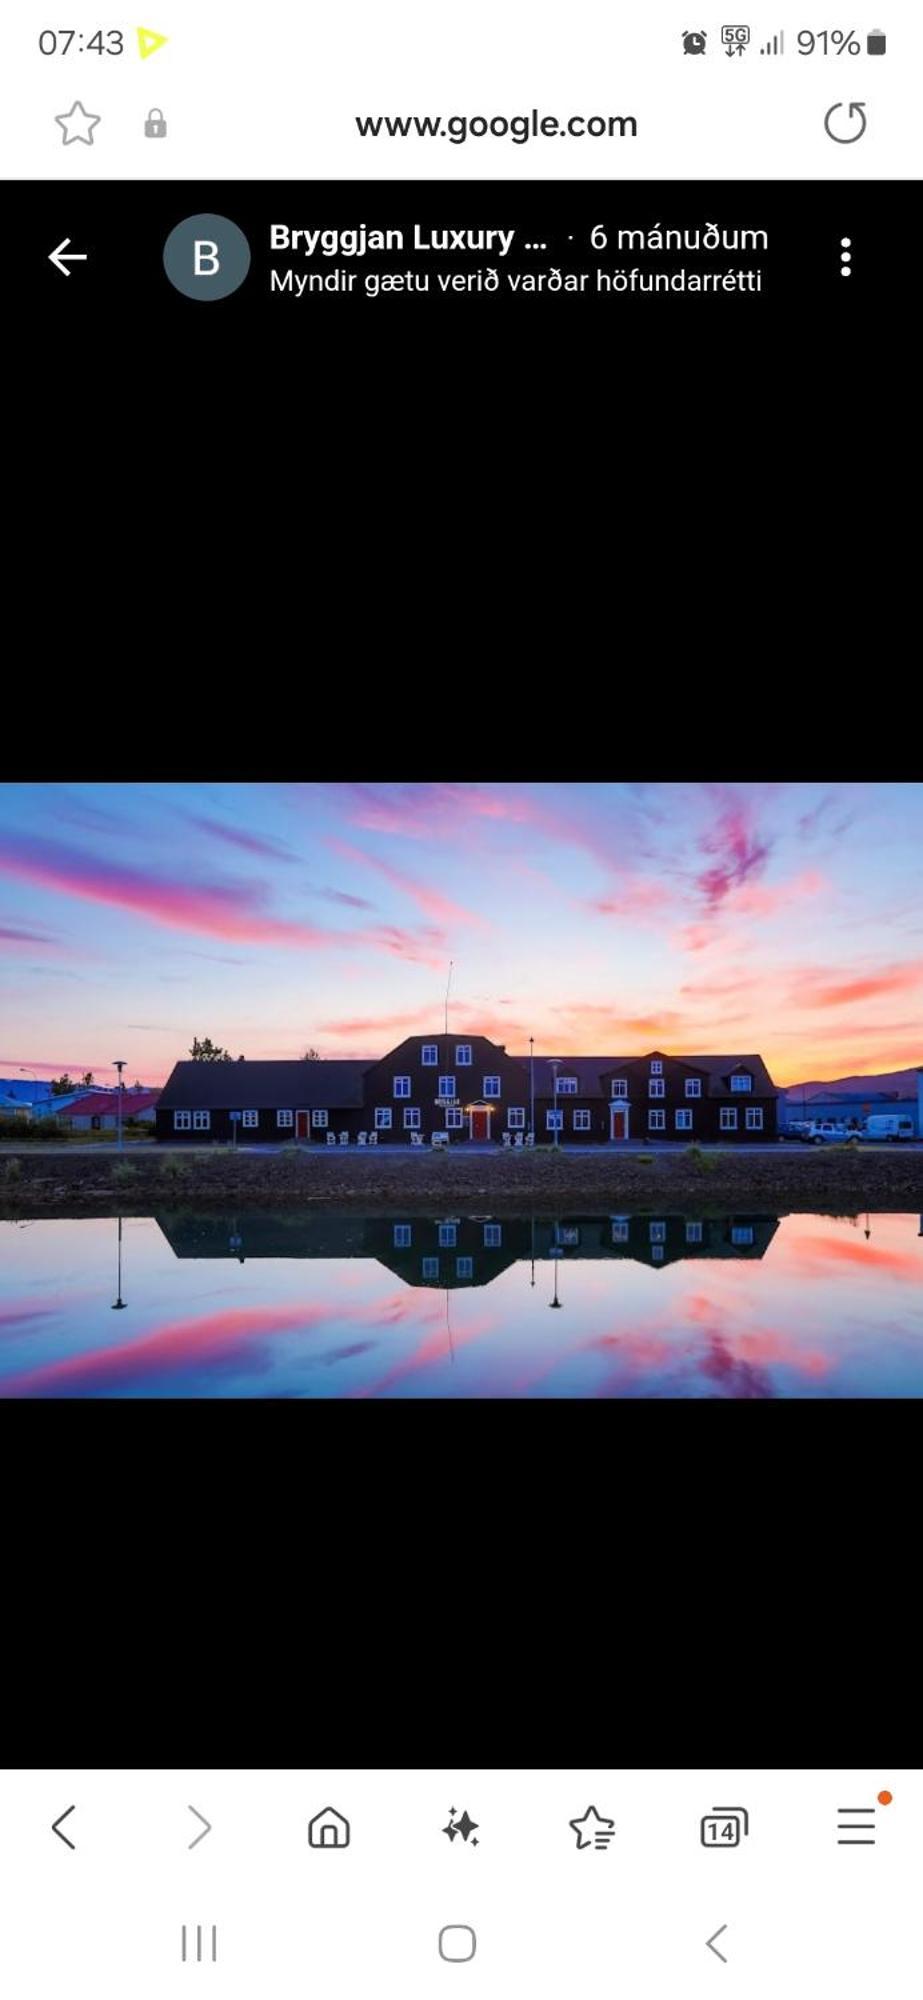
<box><xmin>144</xmin><ymin>107</ymin><xmax>167</xmax><ymax>137</ymax></box>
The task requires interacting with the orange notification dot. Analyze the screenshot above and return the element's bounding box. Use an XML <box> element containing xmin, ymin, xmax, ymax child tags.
<box><xmin>878</xmin><ymin>1791</ymin><xmax>893</xmax><ymax>1805</ymax></box>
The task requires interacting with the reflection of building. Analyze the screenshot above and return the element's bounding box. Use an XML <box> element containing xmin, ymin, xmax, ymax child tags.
<box><xmin>155</xmin><ymin>1211</ymin><xmax>779</xmax><ymax>1284</ymax></box>
<box><xmin>155</xmin><ymin>1038</ymin><xmax>780</xmax><ymax>1144</ymax></box>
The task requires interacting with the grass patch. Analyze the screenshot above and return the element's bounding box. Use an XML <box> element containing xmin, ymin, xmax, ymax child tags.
<box><xmin>636</xmin><ymin>1153</ymin><xmax>655</xmax><ymax>1164</ymax></box>
<box><xmin>110</xmin><ymin>1161</ymin><xmax>139</xmax><ymax>1184</ymax></box>
<box><xmin>2</xmin><ymin>1158</ymin><xmax>23</xmax><ymax>1183</ymax></box>
<box><xmin>685</xmin><ymin>1145</ymin><xmax>718</xmax><ymax>1173</ymax></box>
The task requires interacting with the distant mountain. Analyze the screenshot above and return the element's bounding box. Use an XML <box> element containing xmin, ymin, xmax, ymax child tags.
<box><xmin>784</xmin><ymin>1067</ymin><xmax>920</xmax><ymax>1101</ymax></box>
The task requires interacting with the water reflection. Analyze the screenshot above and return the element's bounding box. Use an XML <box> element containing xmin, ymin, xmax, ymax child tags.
<box><xmin>154</xmin><ymin>1210</ymin><xmax>780</xmax><ymax>1285</ymax></box>
<box><xmin>0</xmin><ymin>1209</ymin><xmax>921</xmax><ymax>1398</ymax></box>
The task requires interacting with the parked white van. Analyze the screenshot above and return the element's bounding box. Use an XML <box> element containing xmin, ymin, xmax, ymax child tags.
<box><xmin>862</xmin><ymin>1114</ymin><xmax>915</xmax><ymax>1142</ymax></box>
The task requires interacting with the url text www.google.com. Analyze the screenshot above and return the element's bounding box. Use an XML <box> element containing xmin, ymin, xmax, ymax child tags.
<box><xmin>354</xmin><ymin>111</ymin><xmax>639</xmax><ymax>144</ymax></box>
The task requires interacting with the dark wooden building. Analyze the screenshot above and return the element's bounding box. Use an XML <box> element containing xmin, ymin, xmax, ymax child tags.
<box><xmin>156</xmin><ymin>1038</ymin><xmax>778</xmax><ymax>1144</ymax></box>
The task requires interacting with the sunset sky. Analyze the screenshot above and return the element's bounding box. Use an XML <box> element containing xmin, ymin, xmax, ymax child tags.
<box><xmin>0</xmin><ymin>781</ymin><xmax>921</xmax><ymax>1088</ymax></box>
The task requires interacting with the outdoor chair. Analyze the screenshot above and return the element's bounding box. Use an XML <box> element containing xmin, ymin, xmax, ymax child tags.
<box><xmin>524</xmin><ymin>1131</ymin><xmax>535</xmax><ymax>1147</ymax></box>
<box><xmin>339</xmin><ymin>1131</ymin><xmax>349</xmax><ymax>1145</ymax></box>
<box><xmin>502</xmin><ymin>1131</ymin><xmax>512</xmax><ymax>1147</ymax></box>
<box><xmin>431</xmin><ymin>1130</ymin><xmax>448</xmax><ymax>1148</ymax></box>
<box><xmin>513</xmin><ymin>1132</ymin><xmax>524</xmax><ymax>1147</ymax></box>
<box><xmin>326</xmin><ymin>1131</ymin><xmax>337</xmax><ymax>1146</ymax></box>
<box><xmin>368</xmin><ymin>1131</ymin><xmax>378</xmax><ymax>1146</ymax></box>
<box><xmin>410</xmin><ymin>1131</ymin><xmax>424</xmax><ymax>1147</ymax></box>
<box><xmin>357</xmin><ymin>1131</ymin><xmax>367</xmax><ymax>1145</ymax></box>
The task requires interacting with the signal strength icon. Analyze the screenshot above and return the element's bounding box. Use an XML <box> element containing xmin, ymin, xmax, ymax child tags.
<box><xmin>760</xmin><ymin>29</ymin><xmax>784</xmax><ymax>52</ymax></box>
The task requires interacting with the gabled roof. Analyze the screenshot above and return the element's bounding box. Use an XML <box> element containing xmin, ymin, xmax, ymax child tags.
<box><xmin>62</xmin><ymin>1089</ymin><xmax>160</xmax><ymax>1116</ymax></box>
<box><xmin>157</xmin><ymin>1059</ymin><xmax>372</xmax><ymax>1111</ymax></box>
<box><xmin>518</xmin><ymin>1051</ymin><xmax>778</xmax><ymax>1098</ymax></box>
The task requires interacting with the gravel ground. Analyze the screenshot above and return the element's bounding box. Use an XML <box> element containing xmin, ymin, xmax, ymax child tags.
<box><xmin>3</xmin><ymin>1146</ymin><xmax>923</xmax><ymax>1215</ymax></box>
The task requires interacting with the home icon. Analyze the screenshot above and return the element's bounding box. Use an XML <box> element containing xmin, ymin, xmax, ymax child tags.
<box><xmin>308</xmin><ymin>1806</ymin><xmax>350</xmax><ymax>1849</ymax></box>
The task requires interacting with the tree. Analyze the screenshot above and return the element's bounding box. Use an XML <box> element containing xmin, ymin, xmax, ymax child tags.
<box><xmin>81</xmin><ymin>1071</ymin><xmax>95</xmax><ymax>1088</ymax></box>
<box><xmin>189</xmin><ymin>1036</ymin><xmax>234</xmax><ymax>1062</ymax></box>
<box><xmin>50</xmin><ymin>1074</ymin><xmax>75</xmax><ymax>1096</ymax></box>
<box><xmin>304</xmin><ymin>1047</ymin><xmax>320</xmax><ymax>1060</ymax></box>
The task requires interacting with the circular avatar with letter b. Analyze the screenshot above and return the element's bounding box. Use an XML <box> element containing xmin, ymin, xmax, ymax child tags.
<box><xmin>162</xmin><ymin>213</ymin><xmax>251</xmax><ymax>299</ymax></box>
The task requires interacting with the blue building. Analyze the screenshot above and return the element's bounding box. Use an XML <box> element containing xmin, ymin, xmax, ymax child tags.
<box><xmin>0</xmin><ymin>1077</ymin><xmax>55</xmax><ymax>1103</ymax></box>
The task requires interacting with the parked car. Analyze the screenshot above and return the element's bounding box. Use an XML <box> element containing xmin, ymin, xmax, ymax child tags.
<box><xmin>779</xmin><ymin>1120</ymin><xmax>813</xmax><ymax>1142</ymax></box>
<box><xmin>805</xmin><ymin>1120</ymin><xmax>851</xmax><ymax>1144</ymax></box>
<box><xmin>861</xmin><ymin>1114</ymin><xmax>915</xmax><ymax>1142</ymax></box>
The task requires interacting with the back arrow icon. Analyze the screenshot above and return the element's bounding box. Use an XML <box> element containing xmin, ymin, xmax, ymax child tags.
<box><xmin>52</xmin><ymin>1805</ymin><xmax>76</xmax><ymax>1849</ymax></box>
<box><xmin>188</xmin><ymin>1805</ymin><xmax>212</xmax><ymax>1848</ymax></box>
<box><xmin>706</xmin><ymin>1925</ymin><xmax>728</xmax><ymax>1963</ymax></box>
<box><xmin>49</xmin><ymin>238</ymin><xmax>88</xmax><ymax>276</ymax></box>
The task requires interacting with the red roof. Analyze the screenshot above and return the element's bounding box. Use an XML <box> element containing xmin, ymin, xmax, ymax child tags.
<box><xmin>62</xmin><ymin>1090</ymin><xmax>160</xmax><ymax>1117</ymax></box>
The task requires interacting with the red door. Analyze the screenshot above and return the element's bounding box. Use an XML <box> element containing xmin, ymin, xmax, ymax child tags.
<box><xmin>610</xmin><ymin>1105</ymin><xmax>629</xmax><ymax>1142</ymax></box>
<box><xmin>296</xmin><ymin>1110</ymin><xmax>308</xmax><ymax>1139</ymax></box>
<box><xmin>470</xmin><ymin>1109</ymin><xmax>490</xmax><ymax>1142</ymax></box>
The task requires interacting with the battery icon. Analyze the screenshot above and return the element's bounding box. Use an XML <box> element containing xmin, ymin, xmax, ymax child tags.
<box><xmin>867</xmin><ymin>28</ymin><xmax>887</xmax><ymax>52</ymax></box>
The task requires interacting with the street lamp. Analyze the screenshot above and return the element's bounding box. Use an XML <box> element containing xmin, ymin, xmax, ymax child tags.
<box><xmin>549</xmin><ymin>1243</ymin><xmax>564</xmax><ymax>1307</ymax></box>
<box><xmin>113</xmin><ymin>1059</ymin><xmax>126</xmax><ymax>1150</ymax></box>
<box><xmin>549</xmin><ymin>1057</ymin><xmax>561</xmax><ymax>1147</ymax></box>
<box><xmin>529</xmin><ymin>1035</ymin><xmax>535</xmax><ymax>1145</ymax></box>
<box><xmin>112</xmin><ymin>1214</ymin><xmax>127</xmax><ymax>1309</ymax></box>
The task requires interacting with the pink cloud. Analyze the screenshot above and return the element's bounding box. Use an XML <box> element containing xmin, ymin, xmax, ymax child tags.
<box><xmin>0</xmin><ymin>1303</ymin><xmax>331</xmax><ymax>1397</ymax></box>
<box><xmin>695</xmin><ymin>790</ymin><xmax>773</xmax><ymax>909</ymax></box>
<box><xmin>790</xmin><ymin>961</ymin><xmax>923</xmax><ymax>1008</ymax></box>
<box><xmin>327</xmin><ymin>838</ymin><xmax>486</xmax><ymax>930</ymax></box>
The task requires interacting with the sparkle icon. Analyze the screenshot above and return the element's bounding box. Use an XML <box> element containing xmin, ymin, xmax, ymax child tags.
<box><xmin>569</xmin><ymin>1805</ymin><xmax>615</xmax><ymax>1851</ymax></box>
<box><xmin>55</xmin><ymin>101</ymin><xmax>101</xmax><ymax>145</ymax></box>
<box><xmin>443</xmin><ymin>1807</ymin><xmax>479</xmax><ymax>1846</ymax></box>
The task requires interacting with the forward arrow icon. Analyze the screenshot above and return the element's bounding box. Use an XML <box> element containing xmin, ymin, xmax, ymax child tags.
<box><xmin>188</xmin><ymin>1805</ymin><xmax>212</xmax><ymax>1848</ymax></box>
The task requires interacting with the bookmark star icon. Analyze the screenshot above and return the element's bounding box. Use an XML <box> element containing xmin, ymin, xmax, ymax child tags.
<box><xmin>569</xmin><ymin>1805</ymin><xmax>615</xmax><ymax>1850</ymax></box>
<box><xmin>55</xmin><ymin>101</ymin><xmax>102</xmax><ymax>146</ymax></box>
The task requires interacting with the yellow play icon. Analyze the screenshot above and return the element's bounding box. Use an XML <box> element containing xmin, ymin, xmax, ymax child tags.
<box><xmin>136</xmin><ymin>25</ymin><xmax>168</xmax><ymax>58</ymax></box>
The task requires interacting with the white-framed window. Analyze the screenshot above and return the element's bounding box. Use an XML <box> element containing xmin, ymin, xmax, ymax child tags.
<box><xmin>685</xmin><ymin>1078</ymin><xmax>702</xmax><ymax>1098</ymax></box>
<box><xmin>732</xmin><ymin>1225</ymin><xmax>754</xmax><ymax>1246</ymax></box>
<box><xmin>456</xmin><ymin>1044</ymin><xmax>472</xmax><ymax>1066</ymax></box>
<box><xmin>445</xmin><ymin>1107</ymin><xmax>464</xmax><ymax>1129</ymax></box>
<box><xmin>192</xmin><ymin>1110</ymin><xmax>210</xmax><ymax>1131</ymax></box>
<box><xmin>393</xmin><ymin>1075</ymin><xmax>411</xmax><ymax>1098</ymax></box>
<box><xmin>456</xmin><ymin>1256</ymin><xmax>473</xmax><ymax>1279</ymax></box>
<box><xmin>720</xmin><ymin>1107</ymin><xmax>738</xmax><ymax>1131</ymax></box>
<box><xmin>439</xmin><ymin>1224</ymin><xmax>457</xmax><ymax>1248</ymax></box>
<box><xmin>556</xmin><ymin>1076</ymin><xmax>578</xmax><ymax>1094</ymax></box>
<box><xmin>276</xmin><ymin>1109</ymin><xmax>294</xmax><ymax>1129</ymax></box>
<box><xmin>403</xmin><ymin>1107</ymin><xmax>421</xmax><ymax>1129</ymax></box>
<box><xmin>173</xmin><ymin>1109</ymin><xmax>192</xmax><ymax>1130</ymax></box>
<box><xmin>422</xmin><ymin>1044</ymin><xmax>438</xmax><ymax>1066</ymax></box>
<box><xmin>686</xmin><ymin>1221</ymin><xmax>703</xmax><ymax>1244</ymax></box>
<box><xmin>422</xmin><ymin>1256</ymin><xmax>439</xmax><ymax>1280</ymax></box>
<box><xmin>611</xmin><ymin>1220</ymin><xmax>630</xmax><ymax>1243</ymax></box>
<box><xmin>648</xmin><ymin>1109</ymin><xmax>666</xmax><ymax>1131</ymax></box>
<box><xmin>393</xmin><ymin>1224</ymin><xmax>412</xmax><ymax>1248</ymax></box>
<box><xmin>507</xmin><ymin>1107</ymin><xmax>525</xmax><ymax>1128</ymax></box>
<box><xmin>651</xmin><ymin>1059</ymin><xmax>663</xmax><ymax>1075</ymax></box>
<box><xmin>374</xmin><ymin>1107</ymin><xmax>392</xmax><ymax>1130</ymax></box>
<box><xmin>556</xmin><ymin>1225</ymin><xmax>580</xmax><ymax>1247</ymax></box>
<box><xmin>611</xmin><ymin>1079</ymin><xmax>628</xmax><ymax>1098</ymax></box>
<box><xmin>675</xmin><ymin>1109</ymin><xmax>693</xmax><ymax>1131</ymax></box>
<box><xmin>311</xmin><ymin>1109</ymin><xmax>328</xmax><ymax>1128</ymax></box>
<box><xmin>483</xmin><ymin>1224</ymin><xmax>502</xmax><ymax>1248</ymax></box>
<box><xmin>651</xmin><ymin>1244</ymin><xmax>665</xmax><ymax>1262</ymax></box>
<box><xmin>731</xmin><ymin>1072</ymin><xmax>753</xmax><ymax>1092</ymax></box>
<box><xmin>573</xmin><ymin>1109</ymin><xmax>591</xmax><ymax>1131</ymax></box>
<box><xmin>438</xmin><ymin>1076</ymin><xmax>455</xmax><ymax>1099</ymax></box>
<box><xmin>649</xmin><ymin>1078</ymin><xmax>665</xmax><ymax>1098</ymax></box>
<box><xmin>483</xmin><ymin>1076</ymin><xmax>501</xmax><ymax>1098</ymax></box>
<box><xmin>242</xmin><ymin>1109</ymin><xmax>258</xmax><ymax>1129</ymax></box>
<box><xmin>650</xmin><ymin>1221</ymin><xmax>666</xmax><ymax>1242</ymax></box>
<box><xmin>746</xmin><ymin>1107</ymin><xmax>764</xmax><ymax>1131</ymax></box>
<box><xmin>546</xmin><ymin>1109</ymin><xmax>563</xmax><ymax>1131</ymax></box>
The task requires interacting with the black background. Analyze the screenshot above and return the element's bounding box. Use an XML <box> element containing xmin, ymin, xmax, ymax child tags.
<box><xmin>4</xmin><ymin>171</ymin><xmax>914</xmax><ymax>1775</ymax></box>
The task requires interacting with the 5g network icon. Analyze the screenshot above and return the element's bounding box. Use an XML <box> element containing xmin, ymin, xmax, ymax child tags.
<box><xmin>701</xmin><ymin>1805</ymin><xmax>749</xmax><ymax>1847</ymax></box>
